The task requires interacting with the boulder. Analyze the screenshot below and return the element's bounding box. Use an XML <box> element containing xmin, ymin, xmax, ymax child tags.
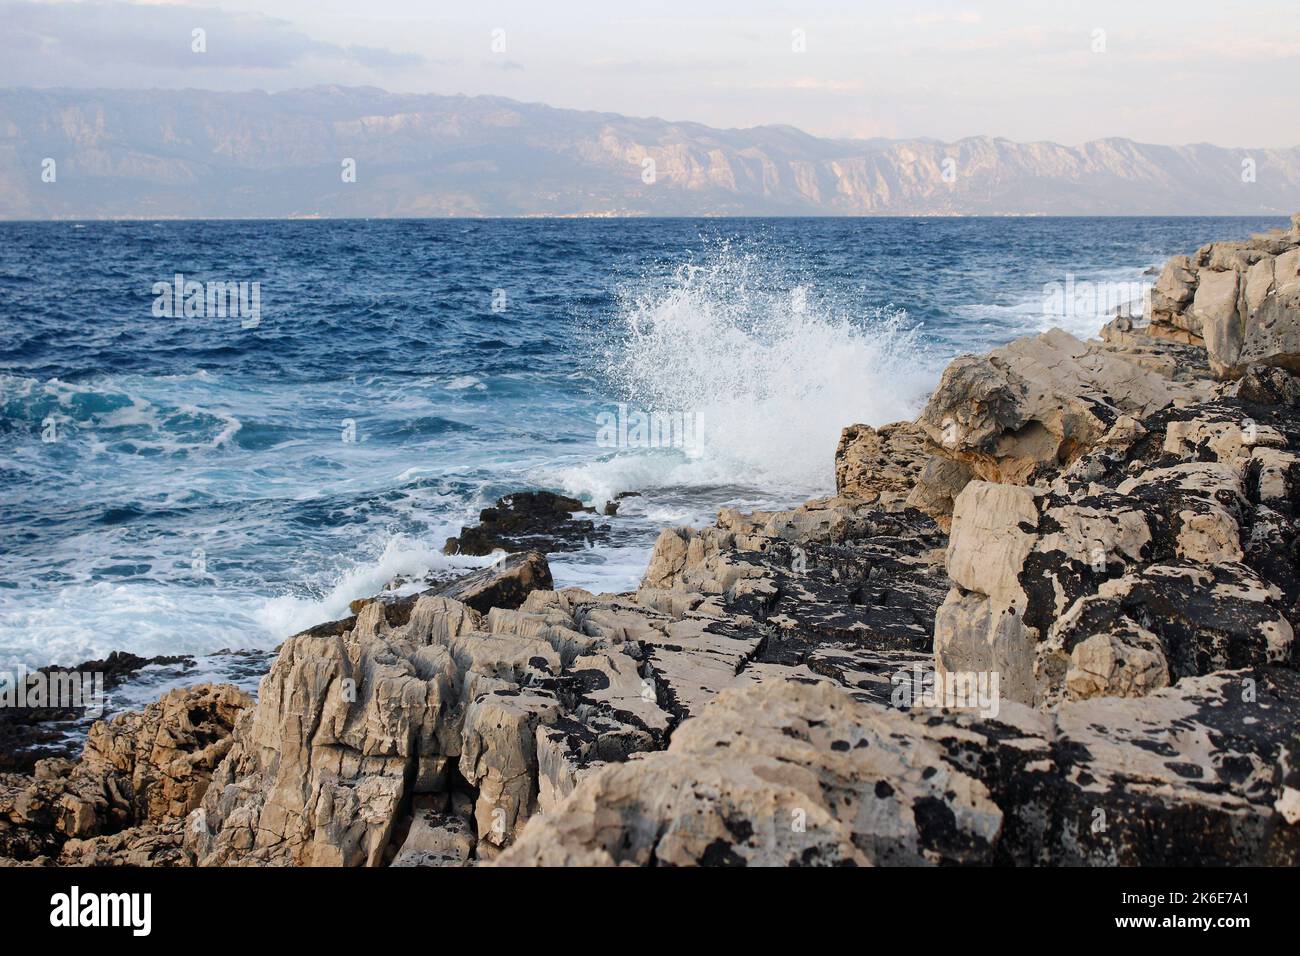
<box><xmin>916</xmin><ymin>328</ymin><xmax>1202</xmax><ymax>486</ymax></box>
<box><xmin>348</xmin><ymin>551</ymin><xmax>556</xmax><ymax>626</ymax></box>
<box><xmin>429</xmin><ymin>551</ymin><xmax>553</xmax><ymax>614</ymax></box>
<box><xmin>904</xmin><ymin>454</ymin><xmax>975</xmax><ymax>529</ymax></box>
<box><xmin>1194</xmin><ymin>270</ymin><xmax>1244</xmax><ymax>374</ymax></box>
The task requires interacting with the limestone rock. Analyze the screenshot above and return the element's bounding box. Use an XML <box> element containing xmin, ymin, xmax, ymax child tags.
<box><xmin>833</xmin><ymin>421</ymin><xmax>930</xmax><ymax>509</ymax></box>
<box><xmin>1141</xmin><ymin>220</ymin><xmax>1300</xmax><ymax>379</ymax></box>
<box><xmin>390</xmin><ymin>796</ymin><xmax>475</xmax><ymax>867</ymax></box>
<box><xmin>1050</xmin><ymin>668</ymin><xmax>1300</xmax><ymax>865</ymax></box>
<box><xmin>497</xmin><ymin>682</ymin><xmax>1005</xmax><ymax>867</ymax></box>
<box><xmin>58</xmin><ymin>821</ymin><xmax>192</xmax><ymax>867</ymax></box>
<box><xmin>917</xmin><ymin>328</ymin><xmax>1200</xmax><ymax>486</ymax></box>
<box><xmin>82</xmin><ymin>683</ymin><xmax>250</xmax><ymax>825</ymax></box>
<box><xmin>501</xmin><ymin>670</ymin><xmax>1300</xmax><ymax>866</ymax></box>
<box><xmin>0</xmin><ymin>684</ymin><xmax>249</xmax><ymax>864</ymax></box>
<box><xmin>904</xmin><ymin>454</ymin><xmax>974</xmax><ymax>529</ymax></box>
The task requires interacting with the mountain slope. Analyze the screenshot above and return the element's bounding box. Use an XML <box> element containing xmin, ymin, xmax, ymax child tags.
<box><xmin>2</xmin><ymin>87</ymin><xmax>1298</xmax><ymax>218</ymax></box>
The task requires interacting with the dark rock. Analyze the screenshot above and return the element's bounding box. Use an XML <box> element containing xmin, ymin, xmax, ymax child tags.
<box><xmin>1227</xmin><ymin>364</ymin><xmax>1300</xmax><ymax>406</ymax></box>
<box><xmin>428</xmin><ymin>551</ymin><xmax>554</xmax><ymax>614</ymax></box>
<box><xmin>0</xmin><ymin>651</ymin><xmax>193</xmax><ymax>774</ymax></box>
<box><xmin>443</xmin><ymin>490</ymin><xmax>607</xmax><ymax>556</ymax></box>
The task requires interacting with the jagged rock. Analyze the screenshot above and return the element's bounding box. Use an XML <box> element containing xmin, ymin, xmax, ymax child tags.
<box><xmin>58</xmin><ymin>821</ymin><xmax>192</xmax><ymax>867</ymax></box>
<box><xmin>443</xmin><ymin>491</ymin><xmax>605</xmax><ymax>556</ymax></box>
<box><xmin>187</xmin><ymin>589</ymin><xmax>693</xmax><ymax>865</ymax></box>
<box><xmin>189</xmin><ymin>597</ymin><xmax>549</xmax><ymax>865</ymax></box>
<box><xmin>0</xmin><ymin>684</ymin><xmax>248</xmax><ymax>864</ymax></box>
<box><xmin>833</xmin><ymin>421</ymin><xmax>929</xmax><ymax>508</ymax></box>
<box><xmin>1150</xmin><ymin>255</ymin><xmax>1198</xmax><ymax>322</ymax></box>
<box><xmin>82</xmin><ymin>683</ymin><xmax>250</xmax><ymax>826</ymax></box>
<box><xmin>916</xmin><ymin>328</ymin><xmax>1205</xmax><ymax>486</ymax></box>
<box><xmin>936</xmin><ymin>419</ymin><xmax>1299</xmax><ymax>706</ymax></box>
<box><xmin>501</xmin><ymin>669</ymin><xmax>1300</xmax><ymax>866</ymax></box>
<box><xmin>1142</xmin><ymin>219</ymin><xmax>1300</xmax><ymax>378</ymax></box>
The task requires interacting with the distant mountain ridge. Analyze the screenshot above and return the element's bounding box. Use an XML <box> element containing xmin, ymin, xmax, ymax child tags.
<box><xmin>2</xmin><ymin>86</ymin><xmax>1298</xmax><ymax>218</ymax></box>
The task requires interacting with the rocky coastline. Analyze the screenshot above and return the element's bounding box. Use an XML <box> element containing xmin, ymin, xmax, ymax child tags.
<box><xmin>5</xmin><ymin>214</ymin><xmax>1300</xmax><ymax>866</ymax></box>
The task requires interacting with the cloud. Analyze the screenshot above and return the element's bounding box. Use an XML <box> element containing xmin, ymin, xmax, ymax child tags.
<box><xmin>0</xmin><ymin>0</ymin><xmax>426</xmax><ymax>80</ymax></box>
<box><xmin>903</xmin><ymin>11</ymin><xmax>983</xmax><ymax>27</ymax></box>
<box><xmin>346</xmin><ymin>45</ymin><xmax>428</xmax><ymax>70</ymax></box>
<box><xmin>749</xmin><ymin>76</ymin><xmax>863</xmax><ymax>93</ymax></box>
<box><xmin>586</xmin><ymin>55</ymin><xmax>746</xmax><ymax>75</ymax></box>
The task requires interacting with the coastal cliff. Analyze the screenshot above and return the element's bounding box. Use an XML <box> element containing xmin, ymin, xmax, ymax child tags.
<box><xmin>5</xmin><ymin>215</ymin><xmax>1300</xmax><ymax>866</ymax></box>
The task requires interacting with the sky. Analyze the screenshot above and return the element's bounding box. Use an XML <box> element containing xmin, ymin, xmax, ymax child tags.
<box><xmin>2</xmin><ymin>0</ymin><xmax>1298</xmax><ymax>147</ymax></box>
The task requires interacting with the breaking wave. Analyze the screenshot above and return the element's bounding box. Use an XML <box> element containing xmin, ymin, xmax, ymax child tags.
<box><xmin>558</xmin><ymin>242</ymin><xmax>939</xmax><ymax>502</ymax></box>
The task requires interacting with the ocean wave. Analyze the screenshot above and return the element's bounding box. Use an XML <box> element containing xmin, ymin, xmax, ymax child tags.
<box><xmin>564</xmin><ymin>240</ymin><xmax>938</xmax><ymax>501</ymax></box>
<box><xmin>253</xmin><ymin>532</ymin><xmax>496</xmax><ymax>638</ymax></box>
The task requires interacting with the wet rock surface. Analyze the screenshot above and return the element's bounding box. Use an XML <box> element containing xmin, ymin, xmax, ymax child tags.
<box><xmin>443</xmin><ymin>491</ymin><xmax>610</xmax><ymax>556</ymax></box>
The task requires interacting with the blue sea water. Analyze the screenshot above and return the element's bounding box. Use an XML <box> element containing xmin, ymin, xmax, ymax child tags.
<box><xmin>0</xmin><ymin>215</ymin><xmax>1287</xmax><ymax>675</ymax></box>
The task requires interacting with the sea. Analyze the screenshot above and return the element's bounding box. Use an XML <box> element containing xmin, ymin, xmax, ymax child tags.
<box><xmin>0</xmin><ymin>215</ymin><xmax>1286</xmax><ymax>696</ymax></box>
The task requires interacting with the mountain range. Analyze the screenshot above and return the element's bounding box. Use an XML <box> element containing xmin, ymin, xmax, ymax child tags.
<box><xmin>2</xmin><ymin>86</ymin><xmax>1298</xmax><ymax>219</ymax></box>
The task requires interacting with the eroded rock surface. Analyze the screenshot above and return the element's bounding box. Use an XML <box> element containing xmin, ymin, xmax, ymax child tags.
<box><xmin>1145</xmin><ymin>225</ymin><xmax>1300</xmax><ymax>378</ymax></box>
<box><xmin>0</xmin><ymin>683</ymin><xmax>249</xmax><ymax>864</ymax></box>
<box><xmin>500</xmin><ymin>668</ymin><xmax>1300</xmax><ymax>866</ymax></box>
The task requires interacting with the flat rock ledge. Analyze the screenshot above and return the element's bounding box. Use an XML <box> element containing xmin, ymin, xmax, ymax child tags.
<box><xmin>5</xmin><ymin>217</ymin><xmax>1300</xmax><ymax>867</ymax></box>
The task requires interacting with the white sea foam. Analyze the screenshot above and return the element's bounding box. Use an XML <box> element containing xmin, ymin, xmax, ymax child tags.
<box><xmin>550</xmin><ymin>243</ymin><xmax>938</xmax><ymax>504</ymax></box>
<box><xmin>445</xmin><ymin>375</ymin><xmax>486</xmax><ymax>391</ymax></box>
<box><xmin>253</xmin><ymin>532</ymin><xmax>496</xmax><ymax>639</ymax></box>
<box><xmin>955</xmin><ymin>264</ymin><xmax>1159</xmax><ymax>344</ymax></box>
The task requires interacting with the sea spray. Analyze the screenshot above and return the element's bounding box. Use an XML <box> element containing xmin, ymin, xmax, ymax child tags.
<box><xmin>574</xmin><ymin>240</ymin><xmax>937</xmax><ymax>500</ymax></box>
